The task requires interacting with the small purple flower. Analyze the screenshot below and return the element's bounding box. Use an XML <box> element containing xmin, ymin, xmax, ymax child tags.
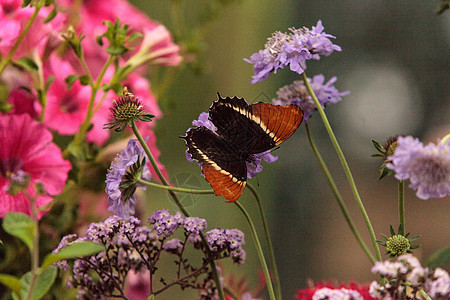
<box><xmin>105</xmin><ymin>138</ymin><xmax>151</xmax><ymax>220</ymax></box>
<box><xmin>148</xmin><ymin>209</ymin><xmax>183</xmax><ymax>238</ymax></box>
<box><xmin>245</xmin><ymin>20</ymin><xmax>342</xmax><ymax>84</ymax></box>
<box><xmin>273</xmin><ymin>74</ymin><xmax>349</xmax><ymax>122</ymax></box>
<box><xmin>387</xmin><ymin>136</ymin><xmax>450</xmax><ymax>200</ymax></box>
<box><xmin>183</xmin><ymin>217</ymin><xmax>207</xmax><ymax>236</ymax></box>
<box><xmin>186</xmin><ymin>112</ymin><xmax>277</xmax><ymax>178</ymax></box>
<box><xmin>163</xmin><ymin>238</ymin><xmax>183</xmax><ymax>254</ymax></box>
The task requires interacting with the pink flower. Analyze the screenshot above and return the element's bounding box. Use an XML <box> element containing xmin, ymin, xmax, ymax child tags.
<box><xmin>0</xmin><ymin>1</ymin><xmax>65</xmax><ymax>58</ymax></box>
<box><xmin>125</xmin><ymin>270</ymin><xmax>150</xmax><ymax>300</ymax></box>
<box><xmin>7</xmin><ymin>88</ymin><xmax>38</xmax><ymax>117</ymax></box>
<box><xmin>39</xmin><ymin>56</ymin><xmax>91</xmax><ymax>136</ymax></box>
<box><xmin>0</xmin><ymin>114</ymin><xmax>71</xmax><ymax>219</ymax></box>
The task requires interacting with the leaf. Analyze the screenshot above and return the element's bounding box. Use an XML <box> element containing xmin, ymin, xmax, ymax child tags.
<box><xmin>43</xmin><ymin>7</ymin><xmax>57</xmax><ymax>23</ymax></box>
<box><xmin>65</xmin><ymin>74</ymin><xmax>79</xmax><ymax>89</ymax></box>
<box><xmin>14</xmin><ymin>57</ymin><xmax>38</xmax><ymax>71</ymax></box>
<box><xmin>372</xmin><ymin>139</ymin><xmax>385</xmax><ymax>154</ymax></box>
<box><xmin>3</xmin><ymin>212</ymin><xmax>35</xmax><ymax>250</ymax></box>
<box><xmin>78</xmin><ymin>75</ymin><xmax>90</xmax><ymax>86</ymax></box>
<box><xmin>147</xmin><ymin>295</ymin><xmax>155</xmax><ymax>300</ymax></box>
<box><xmin>45</xmin><ymin>76</ymin><xmax>55</xmax><ymax>92</ymax></box>
<box><xmin>42</xmin><ymin>242</ymin><xmax>104</xmax><ymax>268</ymax></box>
<box><xmin>398</xmin><ymin>223</ymin><xmax>404</xmax><ymax>236</ymax></box>
<box><xmin>20</xmin><ymin>266</ymin><xmax>57</xmax><ymax>300</ymax></box>
<box><xmin>0</xmin><ymin>274</ymin><xmax>22</xmax><ymax>295</ymax></box>
<box><xmin>21</xmin><ymin>0</ymin><xmax>32</xmax><ymax>8</ymax></box>
<box><xmin>389</xmin><ymin>225</ymin><xmax>396</xmax><ymax>236</ymax></box>
<box><xmin>427</xmin><ymin>244</ymin><xmax>450</xmax><ymax>269</ymax></box>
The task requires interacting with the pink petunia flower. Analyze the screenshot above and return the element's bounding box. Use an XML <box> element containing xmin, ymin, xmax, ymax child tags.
<box><xmin>39</xmin><ymin>56</ymin><xmax>91</xmax><ymax>136</ymax></box>
<box><xmin>0</xmin><ymin>0</ymin><xmax>65</xmax><ymax>58</ymax></box>
<box><xmin>0</xmin><ymin>114</ymin><xmax>71</xmax><ymax>219</ymax></box>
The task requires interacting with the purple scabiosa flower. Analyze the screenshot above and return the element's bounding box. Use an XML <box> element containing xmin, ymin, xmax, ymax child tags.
<box><xmin>105</xmin><ymin>138</ymin><xmax>151</xmax><ymax>220</ymax></box>
<box><xmin>273</xmin><ymin>75</ymin><xmax>349</xmax><ymax>122</ymax></box>
<box><xmin>245</xmin><ymin>20</ymin><xmax>342</xmax><ymax>84</ymax></box>
<box><xmin>186</xmin><ymin>112</ymin><xmax>277</xmax><ymax>179</ymax></box>
<box><xmin>205</xmin><ymin>228</ymin><xmax>246</xmax><ymax>265</ymax></box>
<box><xmin>386</xmin><ymin>136</ymin><xmax>450</xmax><ymax>200</ymax></box>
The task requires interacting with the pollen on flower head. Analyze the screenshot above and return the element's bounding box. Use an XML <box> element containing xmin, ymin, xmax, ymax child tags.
<box><xmin>104</xmin><ymin>87</ymin><xmax>154</xmax><ymax>132</ymax></box>
<box><xmin>386</xmin><ymin>235</ymin><xmax>410</xmax><ymax>256</ymax></box>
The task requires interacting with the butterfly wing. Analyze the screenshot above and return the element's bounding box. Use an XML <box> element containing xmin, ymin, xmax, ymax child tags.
<box><xmin>210</xmin><ymin>95</ymin><xmax>303</xmax><ymax>154</ymax></box>
<box><xmin>182</xmin><ymin>127</ymin><xmax>246</xmax><ymax>202</ymax></box>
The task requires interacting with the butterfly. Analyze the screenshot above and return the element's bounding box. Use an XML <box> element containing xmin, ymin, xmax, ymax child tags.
<box><xmin>181</xmin><ymin>94</ymin><xmax>303</xmax><ymax>202</ymax></box>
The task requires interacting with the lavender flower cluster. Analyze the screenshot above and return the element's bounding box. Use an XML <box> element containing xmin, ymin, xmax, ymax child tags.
<box><xmin>53</xmin><ymin>211</ymin><xmax>245</xmax><ymax>299</ymax></box>
<box><xmin>245</xmin><ymin>20</ymin><xmax>341</xmax><ymax>84</ymax></box>
<box><xmin>369</xmin><ymin>254</ymin><xmax>450</xmax><ymax>299</ymax></box>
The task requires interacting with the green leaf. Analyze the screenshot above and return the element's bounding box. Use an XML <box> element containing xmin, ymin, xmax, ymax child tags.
<box><xmin>21</xmin><ymin>0</ymin><xmax>32</xmax><ymax>7</ymax></box>
<box><xmin>389</xmin><ymin>225</ymin><xmax>396</xmax><ymax>236</ymax></box>
<box><xmin>42</xmin><ymin>242</ymin><xmax>104</xmax><ymax>268</ymax></box>
<box><xmin>3</xmin><ymin>212</ymin><xmax>35</xmax><ymax>250</ymax></box>
<box><xmin>147</xmin><ymin>295</ymin><xmax>155</xmax><ymax>300</ymax></box>
<box><xmin>45</xmin><ymin>76</ymin><xmax>55</xmax><ymax>92</ymax></box>
<box><xmin>20</xmin><ymin>266</ymin><xmax>57</xmax><ymax>300</ymax></box>
<box><xmin>43</xmin><ymin>7</ymin><xmax>57</xmax><ymax>23</ymax></box>
<box><xmin>65</xmin><ymin>74</ymin><xmax>79</xmax><ymax>89</ymax></box>
<box><xmin>398</xmin><ymin>223</ymin><xmax>404</xmax><ymax>236</ymax></box>
<box><xmin>14</xmin><ymin>57</ymin><xmax>38</xmax><ymax>71</ymax></box>
<box><xmin>372</xmin><ymin>139</ymin><xmax>385</xmax><ymax>154</ymax></box>
<box><xmin>427</xmin><ymin>244</ymin><xmax>450</xmax><ymax>269</ymax></box>
<box><xmin>0</xmin><ymin>274</ymin><xmax>22</xmax><ymax>295</ymax></box>
<box><xmin>78</xmin><ymin>75</ymin><xmax>91</xmax><ymax>86</ymax></box>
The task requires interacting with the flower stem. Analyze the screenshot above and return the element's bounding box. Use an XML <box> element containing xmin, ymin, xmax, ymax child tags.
<box><xmin>234</xmin><ymin>201</ymin><xmax>276</xmax><ymax>300</ymax></box>
<box><xmin>301</xmin><ymin>71</ymin><xmax>382</xmax><ymax>262</ymax></box>
<box><xmin>247</xmin><ymin>184</ymin><xmax>282</xmax><ymax>299</ymax></box>
<box><xmin>305</xmin><ymin>123</ymin><xmax>376</xmax><ymax>264</ymax></box>
<box><xmin>25</xmin><ymin>191</ymin><xmax>40</xmax><ymax>300</ymax></box>
<box><xmin>398</xmin><ymin>180</ymin><xmax>405</xmax><ymax>234</ymax></box>
<box><xmin>136</xmin><ymin>178</ymin><xmax>214</xmax><ymax>194</ymax></box>
<box><xmin>130</xmin><ymin>121</ymin><xmax>225</xmax><ymax>300</ymax></box>
<box><xmin>441</xmin><ymin>133</ymin><xmax>450</xmax><ymax>144</ymax></box>
<box><xmin>418</xmin><ymin>289</ymin><xmax>432</xmax><ymax>300</ymax></box>
<box><xmin>0</xmin><ymin>0</ymin><xmax>45</xmax><ymax>76</ymax></box>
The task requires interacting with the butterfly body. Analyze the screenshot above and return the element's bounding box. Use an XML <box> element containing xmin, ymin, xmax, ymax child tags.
<box><xmin>182</xmin><ymin>94</ymin><xmax>303</xmax><ymax>202</ymax></box>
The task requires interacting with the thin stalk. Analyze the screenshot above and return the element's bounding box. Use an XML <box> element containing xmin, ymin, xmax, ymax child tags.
<box><xmin>130</xmin><ymin>122</ymin><xmax>225</xmax><ymax>300</ymax></box>
<box><xmin>247</xmin><ymin>184</ymin><xmax>282</xmax><ymax>299</ymax></box>
<box><xmin>234</xmin><ymin>201</ymin><xmax>275</xmax><ymax>300</ymax></box>
<box><xmin>25</xmin><ymin>192</ymin><xmax>40</xmax><ymax>300</ymax></box>
<box><xmin>136</xmin><ymin>178</ymin><xmax>214</xmax><ymax>194</ymax></box>
<box><xmin>305</xmin><ymin>123</ymin><xmax>376</xmax><ymax>264</ymax></box>
<box><xmin>0</xmin><ymin>0</ymin><xmax>45</xmax><ymax>76</ymax></box>
<box><xmin>398</xmin><ymin>180</ymin><xmax>405</xmax><ymax>234</ymax></box>
<box><xmin>301</xmin><ymin>71</ymin><xmax>382</xmax><ymax>262</ymax></box>
<box><xmin>418</xmin><ymin>289</ymin><xmax>432</xmax><ymax>300</ymax></box>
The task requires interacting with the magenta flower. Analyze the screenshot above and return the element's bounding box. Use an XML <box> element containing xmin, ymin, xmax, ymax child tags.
<box><xmin>0</xmin><ymin>114</ymin><xmax>71</xmax><ymax>219</ymax></box>
<box><xmin>0</xmin><ymin>1</ymin><xmax>65</xmax><ymax>58</ymax></box>
<box><xmin>387</xmin><ymin>136</ymin><xmax>450</xmax><ymax>200</ymax></box>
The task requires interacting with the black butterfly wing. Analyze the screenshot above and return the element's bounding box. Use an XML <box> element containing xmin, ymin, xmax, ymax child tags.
<box><xmin>210</xmin><ymin>95</ymin><xmax>303</xmax><ymax>154</ymax></box>
<box><xmin>182</xmin><ymin>127</ymin><xmax>246</xmax><ymax>202</ymax></box>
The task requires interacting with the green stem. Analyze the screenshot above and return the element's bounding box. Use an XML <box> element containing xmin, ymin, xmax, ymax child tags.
<box><xmin>64</xmin><ymin>55</ymin><xmax>114</xmax><ymax>158</ymax></box>
<box><xmin>247</xmin><ymin>184</ymin><xmax>282</xmax><ymax>299</ymax></box>
<box><xmin>234</xmin><ymin>201</ymin><xmax>275</xmax><ymax>300</ymax></box>
<box><xmin>418</xmin><ymin>289</ymin><xmax>432</xmax><ymax>300</ymax></box>
<box><xmin>301</xmin><ymin>71</ymin><xmax>382</xmax><ymax>262</ymax></box>
<box><xmin>305</xmin><ymin>123</ymin><xmax>376</xmax><ymax>264</ymax></box>
<box><xmin>398</xmin><ymin>180</ymin><xmax>405</xmax><ymax>234</ymax></box>
<box><xmin>136</xmin><ymin>178</ymin><xmax>214</xmax><ymax>194</ymax></box>
<box><xmin>0</xmin><ymin>1</ymin><xmax>45</xmax><ymax>76</ymax></box>
<box><xmin>130</xmin><ymin>122</ymin><xmax>225</xmax><ymax>300</ymax></box>
<box><xmin>25</xmin><ymin>192</ymin><xmax>40</xmax><ymax>300</ymax></box>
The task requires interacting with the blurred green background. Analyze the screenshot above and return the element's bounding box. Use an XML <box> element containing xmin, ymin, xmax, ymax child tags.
<box><xmin>130</xmin><ymin>1</ymin><xmax>449</xmax><ymax>298</ymax></box>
